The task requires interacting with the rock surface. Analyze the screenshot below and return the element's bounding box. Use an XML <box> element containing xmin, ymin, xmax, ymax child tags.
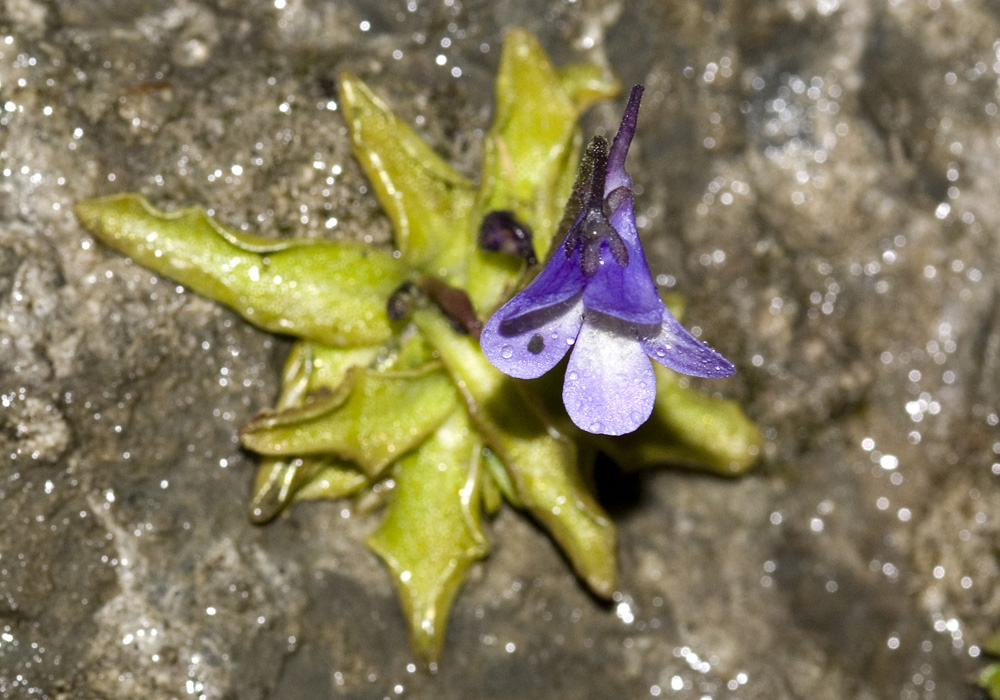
<box><xmin>2</xmin><ymin>0</ymin><xmax>999</xmax><ymax>698</ymax></box>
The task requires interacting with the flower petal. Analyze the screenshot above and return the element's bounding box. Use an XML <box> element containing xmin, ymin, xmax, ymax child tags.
<box><xmin>481</xmin><ymin>294</ymin><xmax>583</xmax><ymax>379</ymax></box>
<box><xmin>581</xmin><ymin>202</ymin><xmax>663</xmax><ymax>325</ymax></box>
<box><xmin>641</xmin><ymin>307</ymin><xmax>736</xmax><ymax>378</ymax></box>
<box><xmin>579</xmin><ymin>85</ymin><xmax>662</xmax><ymax>326</ymax></box>
<box><xmin>562</xmin><ymin>314</ymin><xmax>656</xmax><ymax>435</ymax></box>
<box><xmin>494</xmin><ymin>245</ymin><xmax>587</xmax><ymax>322</ymax></box>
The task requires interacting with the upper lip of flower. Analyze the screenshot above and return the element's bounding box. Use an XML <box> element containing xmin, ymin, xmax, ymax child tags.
<box><xmin>479</xmin><ymin>84</ymin><xmax>735</xmax><ymax>435</ymax></box>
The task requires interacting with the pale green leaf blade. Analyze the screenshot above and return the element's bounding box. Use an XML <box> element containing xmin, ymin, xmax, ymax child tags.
<box><xmin>339</xmin><ymin>73</ymin><xmax>476</xmax><ymax>277</ymax></box>
<box><xmin>367</xmin><ymin>410</ymin><xmax>489</xmax><ymax>664</ymax></box>
<box><xmin>981</xmin><ymin>664</ymin><xmax>1000</xmax><ymax>700</ymax></box>
<box><xmin>482</xmin><ymin>447</ymin><xmax>519</xmax><ymax>510</ymax></box>
<box><xmin>241</xmin><ymin>365</ymin><xmax>459</xmax><ymax>478</ymax></box>
<box><xmin>248</xmin><ymin>341</ymin><xmax>379</xmax><ymax>521</ymax></box>
<box><xmin>558</xmin><ymin>62</ymin><xmax>622</xmax><ymax>112</ymax></box>
<box><xmin>75</xmin><ymin>194</ymin><xmax>408</xmax><ymax>346</ymax></box>
<box><xmin>483</xmin><ymin>29</ymin><xmax>615</xmax><ymax>214</ymax></box>
<box><xmin>299</xmin><ymin>342</ymin><xmax>384</xmax><ymax>394</ymax></box>
<box><xmin>292</xmin><ymin>461</ymin><xmax>368</xmax><ymax>502</ymax></box>
<box><xmin>250</xmin><ymin>455</ymin><xmax>366</xmax><ymax>523</ymax></box>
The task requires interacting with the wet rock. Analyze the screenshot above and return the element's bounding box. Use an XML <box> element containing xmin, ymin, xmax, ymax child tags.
<box><xmin>1</xmin><ymin>0</ymin><xmax>998</xmax><ymax>698</ymax></box>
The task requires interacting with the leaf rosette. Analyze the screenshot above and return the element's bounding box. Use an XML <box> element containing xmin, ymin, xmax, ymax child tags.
<box><xmin>75</xmin><ymin>29</ymin><xmax>762</xmax><ymax>664</ymax></box>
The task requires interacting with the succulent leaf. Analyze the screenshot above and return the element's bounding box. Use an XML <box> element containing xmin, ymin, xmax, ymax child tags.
<box><xmin>241</xmin><ymin>364</ymin><xmax>459</xmax><ymax>478</ymax></box>
<box><xmin>557</xmin><ymin>62</ymin><xmax>623</xmax><ymax>112</ymax></box>
<box><xmin>339</xmin><ymin>73</ymin><xmax>476</xmax><ymax>278</ymax></box>
<box><xmin>367</xmin><ymin>410</ymin><xmax>489</xmax><ymax>664</ymax></box>
<box><xmin>247</xmin><ymin>341</ymin><xmax>381</xmax><ymax>521</ymax></box>
<box><xmin>251</xmin><ymin>455</ymin><xmax>366</xmax><ymax>523</ymax></box>
<box><xmin>75</xmin><ymin>194</ymin><xmax>408</xmax><ymax>346</ymax></box>
<box><xmin>981</xmin><ymin>664</ymin><xmax>1000</xmax><ymax>700</ymax></box>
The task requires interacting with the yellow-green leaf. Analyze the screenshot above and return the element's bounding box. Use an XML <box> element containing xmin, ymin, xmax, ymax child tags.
<box><xmin>482</xmin><ymin>447</ymin><xmax>519</xmax><ymax>510</ymax></box>
<box><xmin>558</xmin><ymin>62</ymin><xmax>622</xmax><ymax>112</ymax></box>
<box><xmin>293</xmin><ymin>461</ymin><xmax>369</xmax><ymax>502</ymax></box>
<box><xmin>250</xmin><ymin>455</ymin><xmax>366</xmax><ymax>523</ymax></box>
<box><xmin>299</xmin><ymin>342</ymin><xmax>384</xmax><ymax>394</ymax></box>
<box><xmin>240</xmin><ymin>364</ymin><xmax>459</xmax><ymax>478</ymax></box>
<box><xmin>248</xmin><ymin>341</ymin><xmax>378</xmax><ymax>521</ymax></box>
<box><xmin>339</xmin><ymin>73</ymin><xmax>476</xmax><ymax>279</ymax></box>
<box><xmin>367</xmin><ymin>409</ymin><xmax>489</xmax><ymax>663</ymax></box>
<box><xmin>75</xmin><ymin>194</ymin><xmax>408</xmax><ymax>346</ymax></box>
<box><xmin>981</xmin><ymin>663</ymin><xmax>1000</xmax><ymax>700</ymax></box>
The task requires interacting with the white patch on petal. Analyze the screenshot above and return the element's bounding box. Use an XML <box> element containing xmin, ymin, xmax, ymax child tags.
<box><xmin>562</xmin><ymin>315</ymin><xmax>656</xmax><ymax>435</ymax></box>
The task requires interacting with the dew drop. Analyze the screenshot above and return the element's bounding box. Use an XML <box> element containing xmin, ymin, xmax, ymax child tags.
<box><xmin>500</xmin><ymin>345</ymin><xmax>513</xmax><ymax>359</ymax></box>
<box><xmin>655</xmin><ymin>348</ymin><xmax>666</xmax><ymax>357</ymax></box>
<box><xmin>589</xmin><ymin>421</ymin><xmax>602</xmax><ymax>432</ymax></box>
<box><xmin>568</xmin><ymin>371</ymin><xmax>579</xmax><ymax>381</ymax></box>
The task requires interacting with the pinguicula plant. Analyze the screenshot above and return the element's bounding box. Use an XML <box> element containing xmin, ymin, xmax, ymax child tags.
<box><xmin>75</xmin><ymin>29</ymin><xmax>762</xmax><ymax>664</ymax></box>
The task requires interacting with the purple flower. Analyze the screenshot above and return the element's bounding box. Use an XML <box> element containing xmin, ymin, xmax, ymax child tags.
<box><xmin>479</xmin><ymin>85</ymin><xmax>735</xmax><ymax>436</ymax></box>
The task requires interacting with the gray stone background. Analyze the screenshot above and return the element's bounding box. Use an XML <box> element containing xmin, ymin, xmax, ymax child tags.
<box><xmin>2</xmin><ymin>0</ymin><xmax>999</xmax><ymax>698</ymax></box>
